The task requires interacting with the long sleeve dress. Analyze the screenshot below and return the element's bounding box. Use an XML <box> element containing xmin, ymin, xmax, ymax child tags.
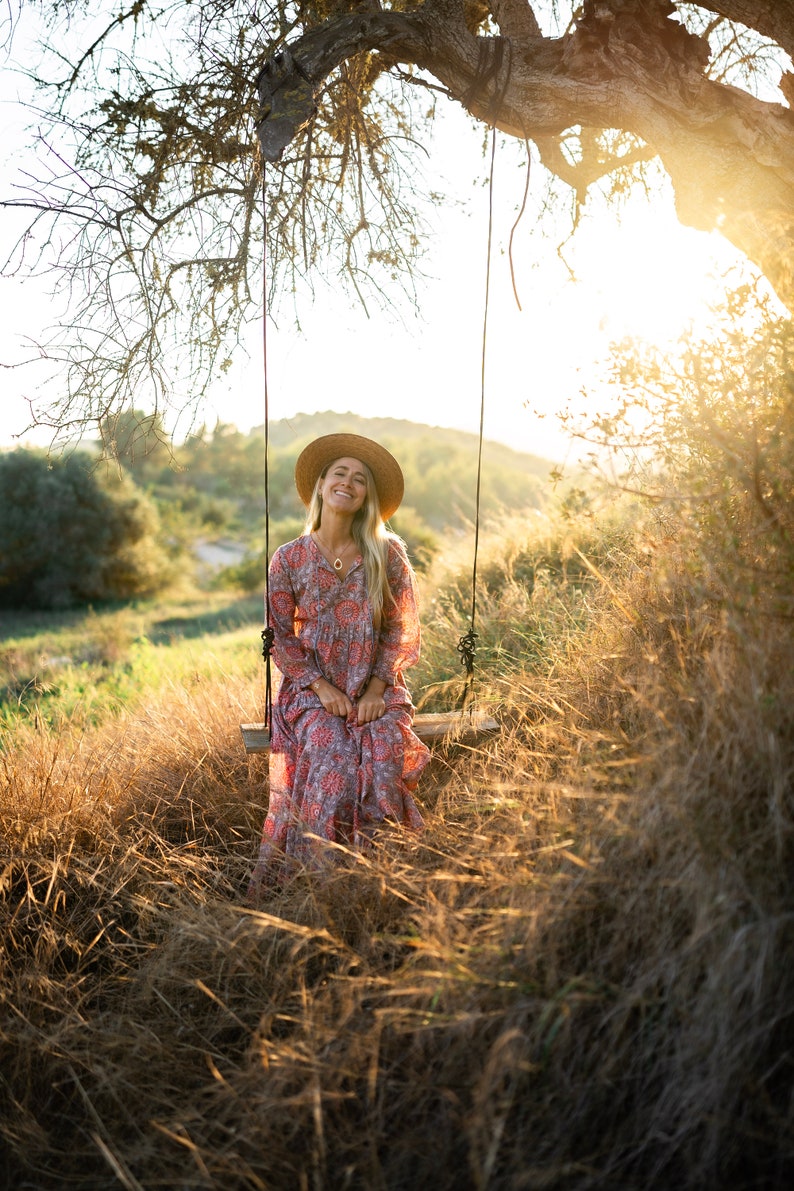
<box><xmin>247</xmin><ymin>534</ymin><xmax>429</xmax><ymax>893</ymax></box>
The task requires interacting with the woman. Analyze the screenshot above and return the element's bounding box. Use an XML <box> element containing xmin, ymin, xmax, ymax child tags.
<box><xmin>247</xmin><ymin>432</ymin><xmax>429</xmax><ymax>896</ymax></box>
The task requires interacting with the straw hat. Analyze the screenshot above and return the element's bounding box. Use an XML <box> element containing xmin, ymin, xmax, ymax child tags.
<box><xmin>294</xmin><ymin>432</ymin><xmax>404</xmax><ymax>521</ymax></box>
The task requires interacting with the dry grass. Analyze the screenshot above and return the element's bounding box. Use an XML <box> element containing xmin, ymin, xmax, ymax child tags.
<box><xmin>2</xmin><ymin>507</ymin><xmax>794</xmax><ymax>1189</ymax></box>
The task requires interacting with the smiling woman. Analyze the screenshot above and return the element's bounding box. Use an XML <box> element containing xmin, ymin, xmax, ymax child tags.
<box><xmin>246</xmin><ymin>432</ymin><xmax>430</xmax><ymax>897</ymax></box>
<box><xmin>315</xmin><ymin>459</ymin><xmax>369</xmax><ymax>558</ymax></box>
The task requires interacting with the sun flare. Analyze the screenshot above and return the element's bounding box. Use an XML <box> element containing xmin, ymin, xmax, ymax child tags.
<box><xmin>573</xmin><ymin>205</ymin><xmax>744</xmax><ymax>347</ymax></box>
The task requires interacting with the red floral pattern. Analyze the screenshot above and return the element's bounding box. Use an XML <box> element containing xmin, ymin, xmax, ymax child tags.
<box><xmin>247</xmin><ymin>535</ymin><xmax>429</xmax><ymax>895</ymax></box>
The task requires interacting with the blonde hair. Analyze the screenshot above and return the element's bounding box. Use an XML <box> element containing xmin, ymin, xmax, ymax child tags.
<box><xmin>305</xmin><ymin>460</ymin><xmax>396</xmax><ymax>627</ymax></box>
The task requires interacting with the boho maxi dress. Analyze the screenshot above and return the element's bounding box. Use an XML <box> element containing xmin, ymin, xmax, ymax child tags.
<box><xmin>248</xmin><ymin>534</ymin><xmax>429</xmax><ymax>892</ymax></box>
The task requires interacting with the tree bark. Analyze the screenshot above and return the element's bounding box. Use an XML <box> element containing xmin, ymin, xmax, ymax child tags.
<box><xmin>256</xmin><ymin>0</ymin><xmax>794</xmax><ymax>309</ymax></box>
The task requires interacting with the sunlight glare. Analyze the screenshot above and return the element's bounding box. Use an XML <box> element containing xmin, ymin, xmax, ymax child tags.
<box><xmin>571</xmin><ymin>205</ymin><xmax>744</xmax><ymax>347</ymax></box>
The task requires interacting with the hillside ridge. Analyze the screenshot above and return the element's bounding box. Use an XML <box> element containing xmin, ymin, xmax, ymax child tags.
<box><xmin>249</xmin><ymin>409</ymin><xmax>556</xmax><ymax>475</ymax></box>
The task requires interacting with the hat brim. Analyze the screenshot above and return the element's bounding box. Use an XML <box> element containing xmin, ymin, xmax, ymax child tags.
<box><xmin>294</xmin><ymin>433</ymin><xmax>404</xmax><ymax>521</ymax></box>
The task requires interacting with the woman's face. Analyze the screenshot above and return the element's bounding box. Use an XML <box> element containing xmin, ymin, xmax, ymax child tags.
<box><xmin>319</xmin><ymin>457</ymin><xmax>370</xmax><ymax>516</ymax></box>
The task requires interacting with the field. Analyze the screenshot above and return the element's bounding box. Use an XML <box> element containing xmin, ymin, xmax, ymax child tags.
<box><xmin>2</xmin><ymin>502</ymin><xmax>794</xmax><ymax>1190</ymax></box>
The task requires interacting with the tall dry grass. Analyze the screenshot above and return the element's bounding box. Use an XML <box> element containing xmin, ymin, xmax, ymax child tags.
<box><xmin>2</xmin><ymin>491</ymin><xmax>793</xmax><ymax>1188</ymax></box>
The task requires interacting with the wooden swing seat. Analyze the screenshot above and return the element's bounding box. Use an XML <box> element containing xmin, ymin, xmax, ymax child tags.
<box><xmin>240</xmin><ymin>708</ymin><xmax>498</xmax><ymax>754</ymax></box>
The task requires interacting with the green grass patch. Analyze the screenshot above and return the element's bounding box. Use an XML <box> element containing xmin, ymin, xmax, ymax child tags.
<box><xmin>0</xmin><ymin>591</ymin><xmax>264</xmax><ymax>735</ymax></box>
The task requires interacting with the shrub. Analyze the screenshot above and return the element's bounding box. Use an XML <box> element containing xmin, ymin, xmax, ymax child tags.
<box><xmin>0</xmin><ymin>448</ymin><xmax>172</xmax><ymax>608</ymax></box>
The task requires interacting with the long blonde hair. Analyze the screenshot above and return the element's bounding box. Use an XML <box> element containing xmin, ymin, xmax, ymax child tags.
<box><xmin>305</xmin><ymin>460</ymin><xmax>396</xmax><ymax>627</ymax></box>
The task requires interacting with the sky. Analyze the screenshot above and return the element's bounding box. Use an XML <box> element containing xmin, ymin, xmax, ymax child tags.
<box><xmin>0</xmin><ymin>9</ymin><xmax>758</xmax><ymax>466</ymax></box>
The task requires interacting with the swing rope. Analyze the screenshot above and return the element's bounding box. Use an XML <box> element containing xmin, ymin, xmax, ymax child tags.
<box><xmin>259</xmin><ymin>165</ymin><xmax>275</xmax><ymax>730</ymax></box>
<box><xmin>455</xmin><ymin>35</ymin><xmax>514</xmax><ymax>710</ymax></box>
<box><xmin>456</xmin><ymin>120</ymin><xmax>498</xmax><ymax>707</ymax></box>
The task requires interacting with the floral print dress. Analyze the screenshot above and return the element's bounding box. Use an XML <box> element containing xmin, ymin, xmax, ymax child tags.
<box><xmin>247</xmin><ymin>534</ymin><xmax>429</xmax><ymax>894</ymax></box>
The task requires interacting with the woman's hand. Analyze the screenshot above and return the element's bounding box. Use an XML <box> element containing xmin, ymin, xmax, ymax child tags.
<box><xmin>356</xmin><ymin>678</ymin><xmax>387</xmax><ymax>725</ymax></box>
<box><xmin>311</xmin><ymin>677</ymin><xmax>354</xmax><ymax>718</ymax></box>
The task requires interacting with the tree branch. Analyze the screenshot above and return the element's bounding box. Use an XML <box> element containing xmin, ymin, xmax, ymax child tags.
<box><xmin>253</xmin><ymin>0</ymin><xmax>794</xmax><ymax>308</ymax></box>
<box><xmin>534</xmin><ymin>133</ymin><xmax>656</xmax><ymax>201</ymax></box>
<box><xmin>491</xmin><ymin>0</ymin><xmax>543</xmax><ymax>41</ymax></box>
<box><xmin>703</xmin><ymin>1</ymin><xmax>794</xmax><ymax>62</ymax></box>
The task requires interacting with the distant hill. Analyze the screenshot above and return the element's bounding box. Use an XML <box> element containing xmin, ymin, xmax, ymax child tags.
<box><xmin>75</xmin><ymin>409</ymin><xmax>558</xmax><ymax>546</ymax></box>
<box><xmin>250</xmin><ymin>411</ymin><xmax>555</xmax><ymax>529</ymax></box>
<box><xmin>260</xmin><ymin>410</ymin><xmax>554</xmax><ymax>478</ymax></box>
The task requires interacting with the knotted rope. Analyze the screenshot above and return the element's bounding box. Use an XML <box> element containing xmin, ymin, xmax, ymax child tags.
<box><xmin>260</xmin><ymin>166</ymin><xmax>275</xmax><ymax>731</ymax></box>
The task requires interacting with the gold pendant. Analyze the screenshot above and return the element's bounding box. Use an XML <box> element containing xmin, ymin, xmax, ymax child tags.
<box><xmin>333</xmin><ymin>557</ymin><xmax>343</xmax><ymax>571</ymax></box>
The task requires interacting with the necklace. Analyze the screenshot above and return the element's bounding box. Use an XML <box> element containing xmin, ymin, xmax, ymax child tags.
<box><xmin>313</xmin><ymin>532</ymin><xmax>355</xmax><ymax>572</ymax></box>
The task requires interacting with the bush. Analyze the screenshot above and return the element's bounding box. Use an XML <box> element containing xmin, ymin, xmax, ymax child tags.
<box><xmin>581</xmin><ymin>284</ymin><xmax>794</xmax><ymax>618</ymax></box>
<box><xmin>0</xmin><ymin>449</ymin><xmax>172</xmax><ymax>608</ymax></box>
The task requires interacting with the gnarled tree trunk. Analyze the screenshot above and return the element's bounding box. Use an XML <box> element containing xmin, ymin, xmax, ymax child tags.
<box><xmin>256</xmin><ymin>0</ymin><xmax>794</xmax><ymax>309</ymax></box>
